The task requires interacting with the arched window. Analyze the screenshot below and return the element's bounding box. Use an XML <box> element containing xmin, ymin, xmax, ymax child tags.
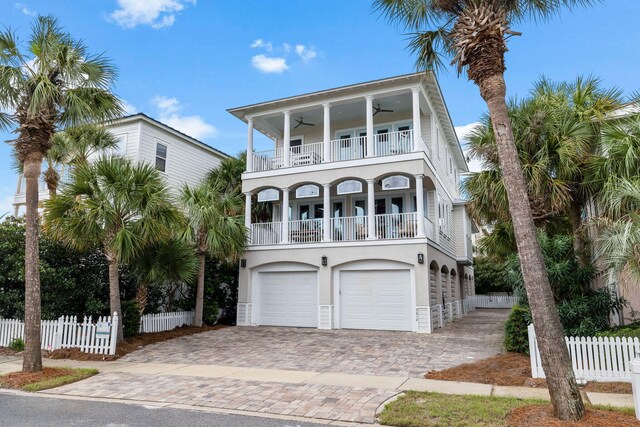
<box><xmin>296</xmin><ymin>184</ymin><xmax>320</xmax><ymax>198</ymax></box>
<box><xmin>382</xmin><ymin>175</ymin><xmax>410</xmax><ymax>190</ymax></box>
<box><xmin>336</xmin><ymin>180</ymin><xmax>362</xmax><ymax>195</ymax></box>
<box><xmin>257</xmin><ymin>188</ymin><xmax>279</xmax><ymax>202</ymax></box>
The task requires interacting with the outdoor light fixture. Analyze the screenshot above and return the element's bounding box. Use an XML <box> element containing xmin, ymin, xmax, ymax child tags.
<box><xmin>417</xmin><ymin>253</ymin><xmax>424</xmax><ymax>264</ymax></box>
<box><xmin>321</xmin><ymin>256</ymin><xmax>328</xmax><ymax>266</ymax></box>
<box><xmin>240</xmin><ymin>259</ymin><xmax>247</xmax><ymax>268</ymax></box>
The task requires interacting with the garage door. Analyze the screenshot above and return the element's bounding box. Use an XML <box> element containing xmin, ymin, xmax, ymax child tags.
<box><xmin>340</xmin><ymin>269</ymin><xmax>412</xmax><ymax>331</ymax></box>
<box><xmin>258</xmin><ymin>271</ymin><xmax>317</xmax><ymax>327</ymax></box>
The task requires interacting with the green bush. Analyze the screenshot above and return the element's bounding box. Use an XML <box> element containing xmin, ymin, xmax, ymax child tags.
<box><xmin>504</xmin><ymin>305</ymin><xmax>532</xmax><ymax>354</ymax></box>
<box><xmin>8</xmin><ymin>337</ymin><xmax>25</xmax><ymax>352</ymax></box>
<box><xmin>121</xmin><ymin>300</ymin><xmax>141</xmax><ymax>338</ymax></box>
<box><xmin>473</xmin><ymin>256</ymin><xmax>511</xmax><ymax>294</ymax></box>
<box><xmin>596</xmin><ymin>322</ymin><xmax>640</xmax><ymax>339</ymax></box>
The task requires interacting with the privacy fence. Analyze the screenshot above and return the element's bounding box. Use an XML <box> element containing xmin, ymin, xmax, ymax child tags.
<box><xmin>528</xmin><ymin>324</ymin><xmax>640</xmax><ymax>383</ymax></box>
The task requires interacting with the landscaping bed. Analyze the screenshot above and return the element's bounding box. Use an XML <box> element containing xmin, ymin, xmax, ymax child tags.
<box><xmin>425</xmin><ymin>352</ymin><xmax>632</xmax><ymax>394</ymax></box>
<box><xmin>378</xmin><ymin>391</ymin><xmax>638</xmax><ymax>427</ymax></box>
<box><xmin>0</xmin><ymin>367</ymin><xmax>97</xmax><ymax>391</ymax></box>
<box><xmin>47</xmin><ymin>324</ymin><xmax>227</xmax><ymax>361</ymax></box>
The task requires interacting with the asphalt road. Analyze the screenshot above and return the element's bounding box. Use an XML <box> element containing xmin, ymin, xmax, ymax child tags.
<box><xmin>0</xmin><ymin>392</ymin><xmax>330</xmax><ymax>427</ymax></box>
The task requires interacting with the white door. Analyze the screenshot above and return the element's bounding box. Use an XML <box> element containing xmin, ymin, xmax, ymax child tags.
<box><xmin>258</xmin><ymin>271</ymin><xmax>317</xmax><ymax>327</ymax></box>
<box><xmin>340</xmin><ymin>269</ymin><xmax>412</xmax><ymax>331</ymax></box>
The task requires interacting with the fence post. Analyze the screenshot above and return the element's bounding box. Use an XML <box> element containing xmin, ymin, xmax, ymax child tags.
<box><xmin>53</xmin><ymin>316</ymin><xmax>64</xmax><ymax>350</ymax></box>
<box><xmin>108</xmin><ymin>312</ymin><xmax>119</xmax><ymax>356</ymax></box>
<box><xmin>528</xmin><ymin>324</ymin><xmax>539</xmax><ymax>378</ymax></box>
<box><xmin>630</xmin><ymin>359</ymin><xmax>640</xmax><ymax>420</ymax></box>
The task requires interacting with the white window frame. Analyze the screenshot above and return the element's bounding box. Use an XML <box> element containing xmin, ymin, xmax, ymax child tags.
<box><xmin>155</xmin><ymin>139</ymin><xmax>169</xmax><ymax>173</ymax></box>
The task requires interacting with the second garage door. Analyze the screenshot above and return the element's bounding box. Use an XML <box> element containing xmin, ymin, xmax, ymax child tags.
<box><xmin>258</xmin><ymin>271</ymin><xmax>317</xmax><ymax>327</ymax></box>
<box><xmin>339</xmin><ymin>269</ymin><xmax>412</xmax><ymax>331</ymax></box>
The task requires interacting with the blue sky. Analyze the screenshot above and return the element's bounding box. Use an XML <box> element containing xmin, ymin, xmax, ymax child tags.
<box><xmin>2</xmin><ymin>0</ymin><xmax>640</xmax><ymax>215</ymax></box>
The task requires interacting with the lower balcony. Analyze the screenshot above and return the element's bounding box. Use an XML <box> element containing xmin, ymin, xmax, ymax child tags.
<box><xmin>249</xmin><ymin>212</ymin><xmax>435</xmax><ymax>246</ymax></box>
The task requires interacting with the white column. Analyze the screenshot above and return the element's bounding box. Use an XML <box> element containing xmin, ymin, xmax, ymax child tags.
<box><xmin>415</xmin><ymin>175</ymin><xmax>425</xmax><ymax>237</ymax></box>
<box><xmin>283</xmin><ymin>111</ymin><xmax>291</xmax><ymax>167</ymax></box>
<box><xmin>244</xmin><ymin>192</ymin><xmax>252</xmax><ymax>230</ymax></box>
<box><xmin>281</xmin><ymin>188</ymin><xmax>289</xmax><ymax>243</ymax></box>
<box><xmin>323</xmin><ymin>184</ymin><xmax>331</xmax><ymax>241</ymax></box>
<box><xmin>323</xmin><ymin>103</ymin><xmax>331</xmax><ymax>162</ymax></box>
<box><xmin>365</xmin><ymin>96</ymin><xmax>374</xmax><ymax>157</ymax></box>
<box><xmin>367</xmin><ymin>179</ymin><xmax>375</xmax><ymax>240</ymax></box>
<box><xmin>246</xmin><ymin>118</ymin><xmax>254</xmax><ymax>172</ymax></box>
<box><xmin>411</xmin><ymin>87</ymin><xmax>422</xmax><ymax>152</ymax></box>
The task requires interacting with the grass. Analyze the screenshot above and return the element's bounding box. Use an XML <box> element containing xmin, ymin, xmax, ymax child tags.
<box><xmin>22</xmin><ymin>368</ymin><xmax>98</xmax><ymax>391</ymax></box>
<box><xmin>378</xmin><ymin>391</ymin><xmax>634</xmax><ymax>427</ymax></box>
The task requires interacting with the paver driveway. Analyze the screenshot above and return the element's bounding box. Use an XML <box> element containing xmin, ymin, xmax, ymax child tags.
<box><xmin>123</xmin><ymin>308</ymin><xmax>508</xmax><ymax>377</ymax></box>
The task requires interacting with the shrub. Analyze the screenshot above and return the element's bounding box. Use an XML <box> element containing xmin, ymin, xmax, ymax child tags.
<box><xmin>596</xmin><ymin>321</ymin><xmax>640</xmax><ymax>339</ymax></box>
<box><xmin>504</xmin><ymin>305</ymin><xmax>532</xmax><ymax>354</ymax></box>
<box><xmin>473</xmin><ymin>256</ymin><xmax>511</xmax><ymax>294</ymax></box>
<box><xmin>558</xmin><ymin>289</ymin><xmax>625</xmax><ymax>337</ymax></box>
<box><xmin>8</xmin><ymin>337</ymin><xmax>25</xmax><ymax>352</ymax></box>
<box><xmin>121</xmin><ymin>300</ymin><xmax>141</xmax><ymax>338</ymax></box>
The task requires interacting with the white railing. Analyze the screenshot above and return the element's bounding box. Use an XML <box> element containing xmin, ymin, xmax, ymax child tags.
<box><xmin>290</xmin><ymin>142</ymin><xmax>323</xmax><ymax>166</ymax></box>
<box><xmin>425</xmin><ymin>216</ymin><xmax>434</xmax><ymax>239</ymax></box>
<box><xmin>250</xmin><ymin>222</ymin><xmax>282</xmax><ymax>246</ymax></box>
<box><xmin>289</xmin><ymin>218</ymin><xmax>323</xmax><ymax>243</ymax></box>
<box><xmin>374</xmin><ymin>212</ymin><xmax>417</xmax><ymax>240</ymax></box>
<box><xmin>374</xmin><ymin>130</ymin><xmax>413</xmax><ymax>157</ymax></box>
<box><xmin>139</xmin><ymin>310</ymin><xmax>194</xmax><ymax>333</ymax></box>
<box><xmin>252</xmin><ymin>148</ymin><xmax>284</xmax><ymax>172</ymax></box>
<box><xmin>330</xmin><ymin>216</ymin><xmax>368</xmax><ymax>241</ymax></box>
<box><xmin>0</xmin><ymin>313</ymin><xmax>118</xmax><ymax>355</ymax></box>
<box><xmin>330</xmin><ymin>136</ymin><xmax>366</xmax><ymax>162</ymax></box>
<box><xmin>528</xmin><ymin>324</ymin><xmax>640</xmax><ymax>383</ymax></box>
<box><xmin>471</xmin><ymin>295</ymin><xmax>518</xmax><ymax>309</ymax></box>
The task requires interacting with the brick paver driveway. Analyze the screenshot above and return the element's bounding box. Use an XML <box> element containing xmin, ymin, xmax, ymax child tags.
<box><xmin>123</xmin><ymin>308</ymin><xmax>508</xmax><ymax>377</ymax></box>
<box><xmin>45</xmin><ymin>309</ymin><xmax>509</xmax><ymax>424</ymax></box>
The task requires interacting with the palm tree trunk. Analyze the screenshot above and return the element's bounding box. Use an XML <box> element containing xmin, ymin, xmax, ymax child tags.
<box><xmin>569</xmin><ymin>203</ymin><xmax>588</xmax><ymax>269</ymax></box>
<box><xmin>22</xmin><ymin>152</ymin><xmax>43</xmax><ymax>372</ymax></box>
<box><xmin>478</xmin><ymin>73</ymin><xmax>585</xmax><ymax>421</ymax></box>
<box><xmin>106</xmin><ymin>250</ymin><xmax>124</xmax><ymax>343</ymax></box>
<box><xmin>135</xmin><ymin>282</ymin><xmax>149</xmax><ymax>318</ymax></box>
<box><xmin>194</xmin><ymin>252</ymin><xmax>206</xmax><ymax>327</ymax></box>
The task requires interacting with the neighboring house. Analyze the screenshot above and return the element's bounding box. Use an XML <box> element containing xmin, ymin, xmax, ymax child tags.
<box><xmin>229</xmin><ymin>72</ymin><xmax>475</xmax><ymax>333</ymax></box>
<box><xmin>12</xmin><ymin>113</ymin><xmax>228</xmax><ymax>216</ymax></box>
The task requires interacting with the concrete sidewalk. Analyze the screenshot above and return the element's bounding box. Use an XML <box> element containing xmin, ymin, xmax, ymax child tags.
<box><xmin>0</xmin><ymin>355</ymin><xmax>633</xmax><ymax>409</ymax></box>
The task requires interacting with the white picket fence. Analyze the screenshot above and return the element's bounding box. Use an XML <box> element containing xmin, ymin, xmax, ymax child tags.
<box><xmin>470</xmin><ymin>294</ymin><xmax>518</xmax><ymax>309</ymax></box>
<box><xmin>0</xmin><ymin>312</ymin><xmax>119</xmax><ymax>355</ymax></box>
<box><xmin>528</xmin><ymin>324</ymin><xmax>640</xmax><ymax>382</ymax></box>
<box><xmin>139</xmin><ymin>310</ymin><xmax>194</xmax><ymax>333</ymax></box>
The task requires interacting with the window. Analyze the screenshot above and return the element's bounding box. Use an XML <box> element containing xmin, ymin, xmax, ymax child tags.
<box><xmin>337</xmin><ymin>180</ymin><xmax>362</xmax><ymax>195</ymax></box>
<box><xmin>381</xmin><ymin>175</ymin><xmax>410</xmax><ymax>190</ymax></box>
<box><xmin>258</xmin><ymin>188</ymin><xmax>279</xmax><ymax>202</ymax></box>
<box><xmin>296</xmin><ymin>184</ymin><xmax>319</xmax><ymax>198</ymax></box>
<box><xmin>155</xmin><ymin>142</ymin><xmax>167</xmax><ymax>172</ymax></box>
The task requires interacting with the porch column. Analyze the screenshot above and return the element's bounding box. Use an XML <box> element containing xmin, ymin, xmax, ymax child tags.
<box><xmin>244</xmin><ymin>192</ymin><xmax>252</xmax><ymax>230</ymax></box>
<box><xmin>367</xmin><ymin>179</ymin><xmax>375</xmax><ymax>240</ymax></box>
<box><xmin>283</xmin><ymin>111</ymin><xmax>291</xmax><ymax>167</ymax></box>
<box><xmin>323</xmin><ymin>184</ymin><xmax>331</xmax><ymax>241</ymax></box>
<box><xmin>411</xmin><ymin>87</ymin><xmax>422</xmax><ymax>152</ymax></box>
<box><xmin>365</xmin><ymin>96</ymin><xmax>374</xmax><ymax>157</ymax></box>
<box><xmin>281</xmin><ymin>187</ymin><xmax>289</xmax><ymax>243</ymax></box>
<box><xmin>246</xmin><ymin>118</ymin><xmax>254</xmax><ymax>172</ymax></box>
<box><xmin>415</xmin><ymin>174</ymin><xmax>426</xmax><ymax>237</ymax></box>
<box><xmin>323</xmin><ymin>103</ymin><xmax>331</xmax><ymax>162</ymax></box>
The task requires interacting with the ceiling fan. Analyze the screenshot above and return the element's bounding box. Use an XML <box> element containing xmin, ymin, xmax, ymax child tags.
<box><xmin>294</xmin><ymin>117</ymin><xmax>315</xmax><ymax>128</ymax></box>
<box><xmin>373</xmin><ymin>104</ymin><xmax>394</xmax><ymax>116</ymax></box>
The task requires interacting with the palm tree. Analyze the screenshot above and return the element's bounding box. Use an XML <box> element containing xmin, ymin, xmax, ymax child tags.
<box><xmin>374</xmin><ymin>0</ymin><xmax>595</xmax><ymax>419</ymax></box>
<box><xmin>0</xmin><ymin>16</ymin><xmax>122</xmax><ymax>372</ymax></box>
<box><xmin>43</xmin><ymin>156</ymin><xmax>178</xmax><ymax>342</ymax></box>
<box><xmin>180</xmin><ymin>181</ymin><xmax>246</xmax><ymax>327</ymax></box>
<box><xmin>207</xmin><ymin>152</ymin><xmax>246</xmax><ymax>195</ymax></box>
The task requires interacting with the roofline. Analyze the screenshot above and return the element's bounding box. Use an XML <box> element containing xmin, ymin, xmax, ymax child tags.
<box><xmin>111</xmin><ymin>113</ymin><xmax>230</xmax><ymax>158</ymax></box>
<box><xmin>227</xmin><ymin>72</ymin><xmax>427</xmax><ymax>114</ymax></box>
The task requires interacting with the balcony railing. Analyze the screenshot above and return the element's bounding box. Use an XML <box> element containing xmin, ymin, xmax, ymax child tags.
<box><xmin>374</xmin><ymin>130</ymin><xmax>413</xmax><ymax>157</ymax></box>
<box><xmin>330</xmin><ymin>216</ymin><xmax>368</xmax><ymax>241</ymax></box>
<box><xmin>288</xmin><ymin>218</ymin><xmax>323</xmax><ymax>243</ymax></box>
<box><xmin>291</xmin><ymin>142</ymin><xmax>323</xmax><ymax>166</ymax></box>
<box><xmin>252</xmin><ymin>148</ymin><xmax>284</xmax><ymax>172</ymax></box>
<box><xmin>374</xmin><ymin>212</ymin><xmax>418</xmax><ymax>239</ymax></box>
<box><xmin>330</xmin><ymin>136</ymin><xmax>366</xmax><ymax>162</ymax></box>
<box><xmin>250</xmin><ymin>222</ymin><xmax>282</xmax><ymax>245</ymax></box>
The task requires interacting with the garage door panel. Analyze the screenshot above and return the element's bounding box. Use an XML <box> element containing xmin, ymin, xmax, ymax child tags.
<box><xmin>340</xmin><ymin>270</ymin><xmax>412</xmax><ymax>331</ymax></box>
<box><xmin>259</xmin><ymin>271</ymin><xmax>317</xmax><ymax>327</ymax></box>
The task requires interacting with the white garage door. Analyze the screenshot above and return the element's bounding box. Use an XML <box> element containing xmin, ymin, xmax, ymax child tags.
<box><xmin>340</xmin><ymin>269</ymin><xmax>412</xmax><ymax>331</ymax></box>
<box><xmin>258</xmin><ymin>271</ymin><xmax>317</xmax><ymax>327</ymax></box>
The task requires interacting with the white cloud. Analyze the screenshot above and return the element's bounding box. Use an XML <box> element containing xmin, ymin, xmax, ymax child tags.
<box><xmin>0</xmin><ymin>191</ymin><xmax>15</xmax><ymax>219</ymax></box>
<box><xmin>282</xmin><ymin>43</ymin><xmax>291</xmax><ymax>53</ymax></box>
<box><xmin>295</xmin><ymin>44</ymin><xmax>317</xmax><ymax>62</ymax></box>
<box><xmin>120</xmin><ymin>99</ymin><xmax>138</xmax><ymax>115</ymax></box>
<box><xmin>251</xmin><ymin>54</ymin><xmax>288</xmax><ymax>74</ymax></box>
<box><xmin>250</xmin><ymin>39</ymin><xmax>273</xmax><ymax>52</ymax></box>
<box><xmin>15</xmin><ymin>2</ymin><xmax>36</xmax><ymax>16</ymax></box>
<box><xmin>455</xmin><ymin>122</ymin><xmax>484</xmax><ymax>173</ymax></box>
<box><xmin>151</xmin><ymin>95</ymin><xmax>218</xmax><ymax>140</ymax></box>
<box><xmin>110</xmin><ymin>0</ymin><xmax>195</xmax><ymax>29</ymax></box>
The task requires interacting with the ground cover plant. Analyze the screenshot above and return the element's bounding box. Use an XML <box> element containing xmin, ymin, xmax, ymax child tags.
<box><xmin>0</xmin><ymin>367</ymin><xmax>97</xmax><ymax>391</ymax></box>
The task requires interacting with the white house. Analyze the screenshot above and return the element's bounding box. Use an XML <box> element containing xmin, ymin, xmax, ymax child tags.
<box><xmin>12</xmin><ymin>113</ymin><xmax>229</xmax><ymax>216</ymax></box>
<box><xmin>229</xmin><ymin>72</ymin><xmax>476</xmax><ymax>333</ymax></box>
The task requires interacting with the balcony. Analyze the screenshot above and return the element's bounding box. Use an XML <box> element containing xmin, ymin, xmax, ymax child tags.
<box><xmin>249</xmin><ymin>130</ymin><xmax>418</xmax><ymax>173</ymax></box>
<box><xmin>249</xmin><ymin>212</ymin><xmax>434</xmax><ymax>246</ymax></box>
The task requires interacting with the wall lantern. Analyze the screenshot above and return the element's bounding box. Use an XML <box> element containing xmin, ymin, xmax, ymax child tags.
<box><xmin>321</xmin><ymin>256</ymin><xmax>328</xmax><ymax>266</ymax></box>
<box><xmin>240</xmin><ymin>259</ymin><xmax>247</xmax><ymax>268</ymax></box>
<box><xmin>417</xmin><ymin>253</ymin><xmax>424</xmax><ymax>264</ymax></box>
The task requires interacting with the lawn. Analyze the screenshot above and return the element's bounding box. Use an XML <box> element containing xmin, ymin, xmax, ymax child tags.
<box><xmin>378</xmin><ymin>391</ymin><xmax>638</xmax><ymax>427</ymax></box>
<box><xmin>1</xmin><ymin>367</ymin><xmax>98</xmax><ymax>392</ymax></box>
